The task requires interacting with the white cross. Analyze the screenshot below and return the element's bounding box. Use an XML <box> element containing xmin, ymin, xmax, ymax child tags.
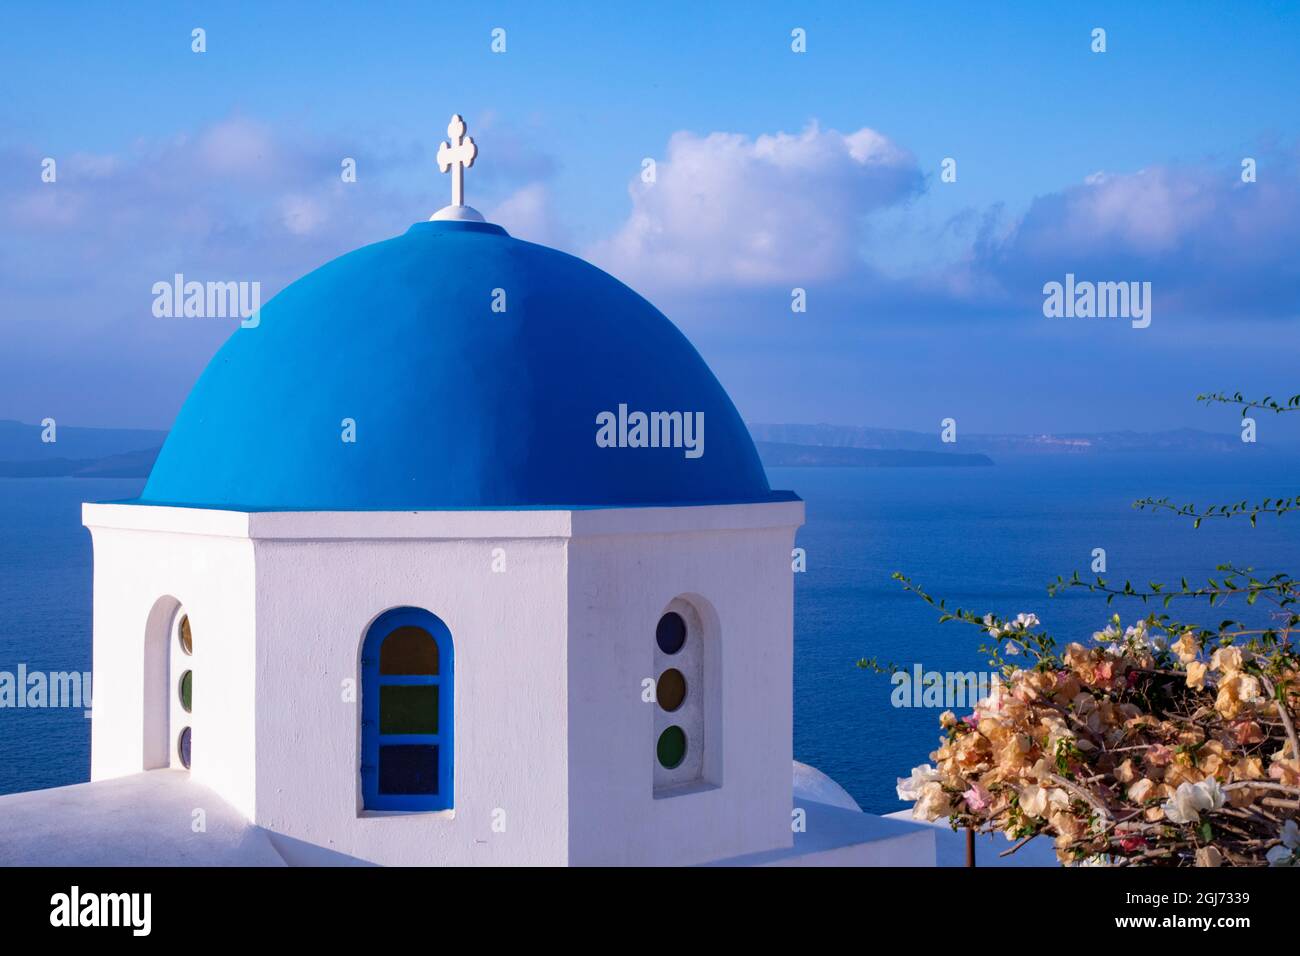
<box><xmin>436</xmin><ymin>114</ymin><xmax>477</xmax><ymax>208</ymax></box>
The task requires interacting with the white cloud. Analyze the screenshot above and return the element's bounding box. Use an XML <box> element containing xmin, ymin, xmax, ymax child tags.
<box><xmin>587</xmin><ymin>122</ymin><xmax>923</xmax><ymax>288</ymax></box>
<box><xmin>486</xmin><ymin>182</ymin><xmax>565</xmax><ymax>247</ymax></box>
<box><xmin>278</xmin><ymin>194</ymin><xmax>329</xmax><ymax>236</ymax></box>
<box><xmin>194</xmin><ymin>116</ymin><xmax>278</xmax><ymax>178</ymax></box>
<box><xmin>971</xmin><ymin>161</ymin><xmax>1300</xmax><ymax>316</ymax></box>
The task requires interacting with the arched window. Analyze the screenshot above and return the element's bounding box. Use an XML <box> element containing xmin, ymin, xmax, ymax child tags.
<box><xmin>173</xmin><ymin>611</ymin><xmax>193</xmax><ymax>771</ymax></box>
<box><xmin>653</xmin><ymin>596</ymin><xmax>720</xmax><ymax>793</ymax></box>
<box><xmin>361</xmin><ymin>608</ymin><xmax>454</xmax><ymax>811</ymax></box>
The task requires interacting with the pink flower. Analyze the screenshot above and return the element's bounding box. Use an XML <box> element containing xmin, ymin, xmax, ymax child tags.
<box><xmin>961</xmin><ymin>713</ymin><xmax>979</xmax><ymax>728</ymax></box>
<box><xmin>963</xmin><ymin>783</ymin><xmax>992</xmax><ymax>812</ymax></box>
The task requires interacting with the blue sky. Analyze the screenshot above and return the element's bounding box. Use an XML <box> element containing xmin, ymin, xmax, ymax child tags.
<box><xmin>3</xmin><ymin>1</ymin><xmax>1299</xmax><ymax>435</ymax></box>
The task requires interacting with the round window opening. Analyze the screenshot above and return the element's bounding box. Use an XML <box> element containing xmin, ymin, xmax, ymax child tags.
<box><xmin>179</xmin><ymin>670</ymin><xmax>192</xmax><ymax>713</ymax></box>
<box><xmin>656</xmin><ymin>668</ymin><xmax>686</xmax><ymax>712</ymax></box>
<box><xmin>178</xmin><ymin>727</ymin><xmax>192</xmax><ymax>769</ymax></box>
<box><xmin>656</xmin><ymin>725</ymin><xmax>687</xmax><ymax>769</ymax></box>
<box><xmin>179</xmin><ymin>614</ymin><xmax>193</xmax><ymax>655</ymax></box>
<box><xmin>655</xmin><ymin>611</ymin><xmax>687</xmax><ymax>655</ymax></box>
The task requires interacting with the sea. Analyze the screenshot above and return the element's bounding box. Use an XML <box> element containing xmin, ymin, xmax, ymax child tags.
<box><xmin>2</xmin><ymin>452</ymin><xmax>1297</xmax><ymax>812</ymax></box>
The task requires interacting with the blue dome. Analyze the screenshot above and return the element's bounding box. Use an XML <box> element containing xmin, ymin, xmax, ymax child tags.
<box><xmin>141</xmin><ymin>220</ymin><xmax>783</xmax><ymax>511</ymax></box>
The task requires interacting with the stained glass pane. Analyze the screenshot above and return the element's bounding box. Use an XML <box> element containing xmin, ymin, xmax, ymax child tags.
<box><xmin>180</xmin><ymin>670</ymin><xmax>192</xmax><ymax>713</ymax></box>
<box><xmin>656</xmin><ymin>612</ymin><xmax>686</xmax><ymax>655</ymax></box>
<box><xmin>380</xmin><ymin>684</ymin><xmax>438</xmax><ymax>734</ymax></box>
<box><xmin>179</xmin><ymin>615</ymin><xmax>192</xmax><ymax>655</ymax></box>
<box><xmin>179</xmin><ymin>727</ymin><xmax>192</xmax><ymax>769</ymax></box>
<box><xmin>380</xmin><ymin>626</ymin><xmax>439</xmax><ymax>675</ymax></box>
<box><xmin>656</xmin><ymin>668</ymin><xmax>686</xmax><ymax>711</ymax></box>
<box><xmin>379</xmin><ymin>744</ymin><xmax>439</xmax><ymax>795</ymax></box>
<box><xmin>657</xmin><ymin>726</ymin><xmax>686</xmax><ymax>769</ymax></box>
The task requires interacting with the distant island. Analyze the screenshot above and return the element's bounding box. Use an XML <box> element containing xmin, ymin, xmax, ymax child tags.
<box><xmin>0</xmin><ymin>420</ymin><xmax>165</xmax><ymax>478</ymax></box>
<box><xmin>748</xmin><ymin>423</ymin><xmax>1272</xmax><ymax>457</ymax></box>
<box><xmin>756</xmin><ymin>441</ymin><xmax>991</xmax><ymax>468</ymax></box>
<box><xmin>0</xmin><ymin>418</ymin><xmax>1289</xmax><ymax>478</ymax></box>
<box><xmin>0</xmin><ymin>448</ymin><xmax>159</xmax><ymax>478</ymax></box>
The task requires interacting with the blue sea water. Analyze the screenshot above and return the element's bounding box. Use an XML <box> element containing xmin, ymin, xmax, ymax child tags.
<box><xmin>1</xmin><ymin>454</ymin><xmax>1297</xmax><ymax>811</ymax></box>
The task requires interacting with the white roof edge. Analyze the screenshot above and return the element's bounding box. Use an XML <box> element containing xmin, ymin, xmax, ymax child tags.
<box><xmin>81</xmin><ymin>499</ymin><xmax>805</xmax><ymax>541</ymax></box>
<box><xmin>83</xmin><ymin>502</ymin><xmax>253</xmax><ymax>538</ymax></box>
<box><xmin>569</xmin><ymin>499</ymin><xmax>804</xmax><ymax>537</ymax></box>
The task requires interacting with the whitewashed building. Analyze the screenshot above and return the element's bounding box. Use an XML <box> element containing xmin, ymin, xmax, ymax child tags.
<box><xmin>0</xmin><ymin>117</ymin><xmax>937</xmax><ymax>867</ymax></box>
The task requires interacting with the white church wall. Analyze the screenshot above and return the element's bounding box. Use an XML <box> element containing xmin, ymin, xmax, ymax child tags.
<box><xmin>83</xmin><ymin>501</ymin><xmax>803</xmax><ymax>867</ymax></box>
<box><xmin>249</xmin><ymin>514</ymin><xmax>573</xmax><ymax>866</ymax></box>
<box><xmin>83</xmin><ymin>505</ymin><xmax>258</xmax><ymax>820</ymax></box>
<box><xmin>564</xmin><ymin>501</ymin><xmax>803</xmax><ymax>866</ymax></box>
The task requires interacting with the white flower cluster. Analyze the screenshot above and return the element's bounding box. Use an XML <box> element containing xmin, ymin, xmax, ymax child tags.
<box><xmin>896</xmin><ymin>763</ymin><xmax>939</xmax><ymax>802</ymax></box>
<box><xmin>985</xmin><ymin>612</ymin><xmax>1040</xmax><ymax>656</ymax></box>
<box><xmin>1160</xmin><ymin>778</ymin><xmax>1224</xmax><ymax>824</ymax></box>
<box><xmin>1093</xmin><ymin>617</ymin><xmax>1168</xmax><ymax>656</ymax></box>
<box><xmin>984</xmin><ymin>611</ymin><xmax>1039</xmax><ymax>639</ymax></box>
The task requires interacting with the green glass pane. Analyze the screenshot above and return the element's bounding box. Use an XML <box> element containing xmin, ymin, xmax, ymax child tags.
<box><xmin>657</xmin><ymin>725</ymin><xmax>687</xmax><ymax>769</ymax></box>
<box><xmin>180</xmin><ymin>670</ymin><xmax>192</xmax><ymax>713</ymax></box>
<box><xmin>380</xmin><ymin>684</ymin><xmax>438</xmax><ymax>734</ymax></box>
<box><xmin>380</xmin><ymin>627</ymin><xmax>439</xmax><ymax>675</ymax></box>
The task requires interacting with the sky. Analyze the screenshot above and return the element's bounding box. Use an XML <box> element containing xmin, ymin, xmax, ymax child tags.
<box><xmin>2</xmin><ymin>1</ymin><xmax>1299</xmax><ymax>436</ymax></box>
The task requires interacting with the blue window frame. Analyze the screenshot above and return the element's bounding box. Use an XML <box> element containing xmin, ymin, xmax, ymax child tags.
<box><xmin>361</xmin><ymin>607</ymin><xmax>454</xmax><ymax>811</ymax></box>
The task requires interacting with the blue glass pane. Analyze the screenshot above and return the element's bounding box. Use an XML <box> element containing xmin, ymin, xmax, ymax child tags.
<box><xmin>179</xmin><ymin>726</ymin><xmax>192</xmax><ymax>769</ymax></box>
<box><xmin>379</xmin><ymin>744</ymin><xmax>439</xmax><ymax>795</ymax></box>
<box><xmin>656</xmin><ymin>612</ymin><xmax>686</xmax><ymax>654</ymax></box>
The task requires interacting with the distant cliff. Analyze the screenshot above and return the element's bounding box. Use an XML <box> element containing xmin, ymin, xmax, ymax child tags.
<box><xmin>0</xmin><ymin>420</ymin><xmax>164</xmax><ymax>478</ymax></box>
<box><xmin>0</xmin><ymin>418</ymin><xmax>1280</xmax><ymax>481</ymax></box>
<box><xmin>0</xmin><ymin>447</ymin><xmax>159</xmax><ymax>478</ymax></box>
<box><xmin>0</xmin><ymin>419</ymin><xmax>167</xmax><ymax>462</ymax></box>
<box><xmin>748</xmin><ymin>423</ymin><xmax>1259</xmax><ymax>456</ymax></box>
<box><xmin>756</xmin><ymin>441</ymin><xmax>992</xmax><ymax>468</ymax></box>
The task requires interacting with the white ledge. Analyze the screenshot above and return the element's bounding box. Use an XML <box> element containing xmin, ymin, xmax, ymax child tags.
<box><xmin>82</xmin><ymin>500</ymin><xmax>805</xmax><ymax>541</ymax></box>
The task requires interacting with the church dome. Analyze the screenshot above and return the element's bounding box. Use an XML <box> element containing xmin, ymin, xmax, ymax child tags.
<box><xmin>141</xmin><ymin>219</ymin><xmax>780</xmax><ymax>511</ymax></box>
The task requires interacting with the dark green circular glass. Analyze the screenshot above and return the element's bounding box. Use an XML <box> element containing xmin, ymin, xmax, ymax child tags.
<box><xmin>180</xmin><ymin>670</ymin><xmax>192</xmax><ymax>713</ymax></box>
<box><xmin>656</xmin><ymin>725</ymin><xmax>687</xmax><ymax>769</ymax></box>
